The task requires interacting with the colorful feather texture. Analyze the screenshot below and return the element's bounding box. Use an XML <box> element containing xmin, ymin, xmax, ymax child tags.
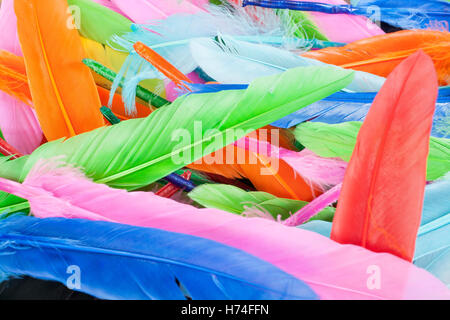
<box><xmin>0</xmin><ymin>216</ymin><xmax>317</xmax><ymax>300</ymax></box>
<box><xmin>331</xmin><ymin>51</ymin><xmax>439</xmax><ymax>262</ymax></box>
<box><xmin>295</xmin><ymin>121</ymin><xmax>450</xmax><ymax>181</ymax></box>
<box><xmin>0</xmin><ymin>162</ymin><xmax>447</xmax><ymax>300</ymax></box>
<box><xmin>110</xmin><ymin>5</ymin><xmax>341</xmax><ymax>111</ymax></box>
<box><xmin>0</xmin><ymin>0</ymin><xmax>43</xmax><ymax>155</ymax></box>
<box><xmin>130</xmin><ymin>41</ymin><xmax>335</xmax><ymax>201</ymax></box>
<box><xmin>302</xmin><ymin>30</ymin><xmax>450</xmax><ymax>86</ymax></box>
<box><xmin>272</xmin><ymin>88</ymin><xmax>450</xmax><ymax>139</ymax></box>
<box><xmin>14</xmin><ymin>0</ymin><xmax>105</xmax><ymax>141</ymax></box>
<box><xmin>0</xmin><ymin>65</ymin><xmax>354</xmax><ymax>213</ymax></box>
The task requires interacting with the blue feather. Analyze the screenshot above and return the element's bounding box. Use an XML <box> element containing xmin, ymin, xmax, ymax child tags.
<box><xmin>243</xmin><ymin>0</ymin><xmax>450</xmax><ymax>31</ymax></box>
<box><xmin>272</xmin><ymin>87</ymin><xmax>450</xmax><ymax>138</ymax></box>
<box><xmin>190</xmin><ymin>36</ymin><xmax>385</xmax><ymax>92</ymax></box>
<box><xmin>0</xmin><ymin>216</ymin><xmax>318</xmax><ymax>300</ymax></box>
<box><xmin>415</xmin><ymin>175</ymin><xmax>450</xmax><ymax>287</ymax></box>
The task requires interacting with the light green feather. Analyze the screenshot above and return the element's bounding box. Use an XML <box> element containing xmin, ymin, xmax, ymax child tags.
<box><xmin>189</xmin><ymin>184</ymin><xmax>335</xmax><ymax>222</ymax></box>
<box><xmin>0</xmin><ymin>65</ymin><xmax>354</xmax><ymax>214</ymax></box>
<box><xmin>67</xmin><ymin>0</ymin><xmax>132</xmax><ymax>47</ymax></box>
<box><xmin>295</xmin><ymin>121</ymin><xmax>450</xmax><ymax>181</ymax></box>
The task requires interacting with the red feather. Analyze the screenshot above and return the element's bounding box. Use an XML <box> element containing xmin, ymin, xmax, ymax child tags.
<box><xmin>331</xmin><ymin>51</ymin><xmax>438</xmax><ymax>262</ymax></box>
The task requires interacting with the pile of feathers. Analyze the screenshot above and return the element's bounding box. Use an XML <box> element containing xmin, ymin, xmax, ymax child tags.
<box><xmin>0</xmin><ymin>0</ymin><xmax>449</xmax><ymax>300</ymax></box>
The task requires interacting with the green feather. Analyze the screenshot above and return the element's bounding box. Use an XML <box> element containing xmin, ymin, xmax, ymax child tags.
<box><xmin>67</xmin><ymin>0</ymin><xmax>132</xmax><ymax>46</ymax></box>
<box><xmin>295</xmin><ymin>121</ymin><xmax>450</xmax><ymax>181</ymax></box>
<box><xmin>189</xmin><ymin>184</ymin><xmax>335</xmax><ymax>222</ymax></box>
<box><xmin>0</xmin><ymin>65</ymin><xmax>354</xmax><ymax>213</ymax></box>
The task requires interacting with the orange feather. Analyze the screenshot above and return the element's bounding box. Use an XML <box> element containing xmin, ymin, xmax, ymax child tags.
<box><xmin>0</xmin><ymin>50</ymin><xmax>32</xmax><ymax>105</ymax></box>
<box><xmin>14</xmin><ymin>0</ymin><xmax>104</xmax><ymax>141</ymax></box>
<box><xmin>302</xmin><ymin>30</ymin><xmax>450</xmax><ymax>86</ymax></box>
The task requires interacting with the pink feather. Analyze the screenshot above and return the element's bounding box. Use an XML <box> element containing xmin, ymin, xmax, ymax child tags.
<box><xmin>235</xmin><ymin>137</ymin><xmax>347</xmax><ymax>192</ymax></box>
<box><xmin>91</xmin><ymin>0</ymin><xmax>131</xmax><ymax>18</ymax></box>
<box><xmin>0</xmin><ymin>0</ymin><xmax>43</xmax><ymax>155</ymax></box>
<box><xmin>301</xmin><ymin>0</ymin><xmax>385</xmax><ymax>43</ymax></box>
<box><xmin>0</xmin><ymin>161</ymin><xmax>448</xmax><ymax>300</ymax></box>
<box><xmin>284</xmin><ymin>183</ymin><xmax>342</xmax><ymax>226</ymax></box>
<box><xmin>110</xmin><ymin>0</ymin><xmax>206</xmax><ymax>24</ymax></box>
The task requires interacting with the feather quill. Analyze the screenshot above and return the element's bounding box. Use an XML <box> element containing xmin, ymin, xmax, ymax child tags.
<box><xmin>0</xmin><ymin>216</ymin><xmax>317</xmax><ymax>300</ymax></box>
<box><xmin>14</xmin><ymin>0</ymin><xmax>105</xmax><ymax>141</ymax></box>
<box><xmin>0</xmin><ymin>0</ymin><xmax>42</xmax><ymax>154</ymax></box>
<box><xmin>302</xmin><ymin>30</ymin><xmax>450</xmax><ymax>86</ymax></box>
<box><xmin>330</xmin><ymin>51</ymin><xmax>439</xmax><ymax>261</ymax></box>
<box><xmin>0</xmin><ymin>163</ymin><xmax>447</xmax><ymax>300</ymax></box>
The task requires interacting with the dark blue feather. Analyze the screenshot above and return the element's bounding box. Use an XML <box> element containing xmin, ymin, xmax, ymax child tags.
<box><xmin>0</xmin><ymin>216</ymin><xmax>318</xmax><ymax>300</ymax></box>
<box><xmin>272</xmin><ymin>87</ymin><xmax>450</xmax><ymax>138</ymax></box>
<box><xmin>243</xmin><ymin>0</ymin><xmax>450</xmax><ymax>31</ymax></box>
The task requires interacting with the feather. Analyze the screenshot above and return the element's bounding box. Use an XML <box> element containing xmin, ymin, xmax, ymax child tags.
<box><xmin>0</xmin><ymin>163</ymin><xmax>447</xmax><ymax>300</ymax></box>
<box><xmin>190</xmin><ymin>36</ymin><xmax>385</xmax><ymax>92</ymax></box>
<box><xmin>131</xmin><ymin>40</ymin><xmax>339</xmax><ymax>200</ymax></box>
<box><xmin>350</xmin><ymin>0</ymin><xmax>450</xmax><ymax>31</ymax></box>
<box><xmin>0</xmin><ymin>0</ymin><xmax>42</xmax><ymax>154</ymax></box>
<box><xmin>0</xmin><ymin>51</ymin><xmax>32</xmax><ymax>106</ymax></box>
<box><xmin>0</xmin><ymin>216</ymin><xmax>317</xmax><ymax>300</ymax></box>
<box><xmin>189</xmin><ymin>126</ymin><xmax>332</xmax><ymax>201</ymax></box>
<box><xmin>414</xmin><ymin>174</ymin><xmax>450</xmax><ymax>287</ymax></box>
<box><xmin>14</xmin><ymin>0</ymin><xmax>105</xmax><ymax>141</ymax></box>
<box><xmin>80</xmin><ymin>37</ymin><xmax>128</xmax><ymax>74</ymax></box>
<box><xmin>0</xmin><ymin>137</ymin><xmax>23</xmax><ymax>160</ymax></box>
<box><xmin>302</xmin><ymin>30</ymin><xmax>450</xmax><ymax>86</ymax></box>
<box><xmin>110</xmin><ymin>0</ymin><xmax>206</xmax><ymax>24</ymax></box>
<box><xmin>330</xmin><ymin>51</ymin><xmax>438</xmax><ymax>262</ymax></box>
<box><xmin>91</xmin><ymin>0</ymin><xmax>130</xmax><ymax>18</ymax></box>
<box><xmin>236</xmin><ymin>136</ymin><xmax>347</xmax><ymax>192</ymax></box>
<box><xmin>0</xmin><ymin>65</ymin><xmax>354</xmax><ymax>212</ymax></box>
<box><xmin>97</xmin><ymin>86</ymin><xmax>151</xmax><ymax>119</ymax></box>
<box><xmin>244</xmin><ymin>0</ymin><xmax>450</xmax><ymax>31</ymax></box>
<box><xmin>295</xmin><ymin>121</ymin><xmax>450</xmax><ymax>181</ymax></box>
<box><xmin>188</xmin><ymin>183</ymin><xmax>335</xmax><ymax>222</ymax></box>
<box><xmin>231</xmin><ymin>0</ymin><xmax>384</xmax><ymax>42</ymax></box>
<box><xmin>110</xmin><ymin>5</ymin><xmax>339</xmax><ymax>111</ymax></box>
<box><xmin>284</xmin><ymin>183</ymin><xmax>341</xmax><ymax>227</ymax></box>
<box><xmin>67</xmin><ymin>0</ymin><xmax>132</xmax><ymax>47</ymax></box>
<box><xmin>272</xmin><ymin>88</ymin><xmax>450</xmax><ymax>139</ymax></box>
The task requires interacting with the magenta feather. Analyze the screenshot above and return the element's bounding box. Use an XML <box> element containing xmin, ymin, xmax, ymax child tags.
<box><xmin>299</xmin><ymin>0</ymin><xmax>385</xmax><ymax>43</ymax></box>
<box><xmin>284</xmin><ymin>183</ymin><xmax>342</xmax><ymax>227</ymax></box>
<box><xmin>91</xmin><ymin>0</ymin><xmax>130</xmax><ymax>18</ymax></box>
<box><xmin>0</xmin><ymin>0</ymin><xmax>43</xmax><ymax>154</ymax></box>
<box><xmin>1</xmin><ymin>161</ymin><xmax>448</xmax><ymax>300</ymax></box>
